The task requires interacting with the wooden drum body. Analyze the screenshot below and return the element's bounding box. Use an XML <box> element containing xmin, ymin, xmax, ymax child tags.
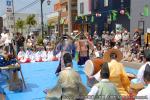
<box><xmin>84</xmin><ymin>58</ymin><xmax>105</xmax><ymax>76</ymax></box>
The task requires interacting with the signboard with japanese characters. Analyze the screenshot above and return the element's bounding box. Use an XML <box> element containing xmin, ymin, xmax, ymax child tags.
<box><xmin>6</xmin><ymin>0</ymin><xmax>12</xmax><ymax>13</ymax></box>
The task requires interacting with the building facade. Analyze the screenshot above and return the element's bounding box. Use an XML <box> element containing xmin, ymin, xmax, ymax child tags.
<box><xmin>2</xmin><ymin>13</ymin><xmax>40</xmax><ymax>34</ymax></box>
<box><xmin>54</xmin><ymin>0</ymin><xmax>78</xmax><ymax>34</ymax></box>
<box><xmin>130</xmin><ymin>0</ymin><xmax>150</xmax><ymax>34</ymax></box>
<box><xmin>130</xmin><ymin>0</ymin><xmax>150</xmax><ymax>45</ymax></box>
<box><xmin>77</xmin><ymin>0</ymin><xmax>130</xmax><ymax>36</ymax></box>
<box><xmin>47</xmin><ymin>12</ymin><xmax>59</xmax><ymax>33</ymax></box>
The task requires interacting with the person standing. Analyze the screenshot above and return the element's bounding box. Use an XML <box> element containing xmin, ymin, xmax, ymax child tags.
<box><xmin>114</xmin><ymin>32</ymin><xmax>122</xmax><ymax>46</ymax></box>
<box><xmin>122</xmin><ymin>30</ymin><xmax>130</xmax><ymax>47</ymax></box>
<box><xmin>26</xmin><ymin>35</ymin><xmax>32</xmax><ymax>50</ymax></box>
<box><xmin>53</xmin><ymin>34</ymin><xmax>76</xmax><ymax>75</ymax></box>
<box><xmin>76</xmin><ymin>33</ymin><xmax>94</xmax><ymax>66</ymax></box>
<box><xmin>16</xmin><ymin>32</ymin><xmax>25</xmax><ymax>54</ymax></box>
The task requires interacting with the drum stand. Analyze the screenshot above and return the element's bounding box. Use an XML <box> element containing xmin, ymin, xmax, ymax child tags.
<box><xmin>0</xmin><ymin>64</ymin><xmax>26</xmax><ymax>89</ymax></box>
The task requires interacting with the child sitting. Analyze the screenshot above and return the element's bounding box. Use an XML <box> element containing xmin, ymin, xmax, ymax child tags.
<box><xmin>17</xmin><ymin>47</ymin><xmax>25</xmax><ymax>61</ymax></box>
<box><xmin>21</xmin><ymin>49</ymin><xmax>32</xmax><ymax>63</ymax></box>
<box><xmin>35</xmin><ymin>46</ymin><xmax>47</xmax><ymax>62</ymax></box>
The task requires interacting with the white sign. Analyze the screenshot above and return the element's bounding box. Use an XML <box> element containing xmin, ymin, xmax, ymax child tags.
<box><xmin>6</xmin><ymin>0</ymin><xmax>12</xmax><ymax>13</ymax></box>
<box><xmin>147</xmin><ymin>28</ymin><xmax>150</xmax><ymax>33</ymax></box>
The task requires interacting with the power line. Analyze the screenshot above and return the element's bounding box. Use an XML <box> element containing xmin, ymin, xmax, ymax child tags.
<box><xmin>15</xmin><ymin>0</ymin><xmax>40</xmax><ymax>13</ymax></box>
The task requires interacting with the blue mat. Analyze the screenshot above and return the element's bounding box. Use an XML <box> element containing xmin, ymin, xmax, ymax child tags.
<box><xmin>1</xmin><ymin>61</ymin><xmax>138</xmax><ymax>100</ymax></box>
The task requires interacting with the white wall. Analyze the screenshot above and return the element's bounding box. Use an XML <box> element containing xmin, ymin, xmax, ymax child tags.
<box><xmin>2</xmin><ymin>13</ymin><xmax>40</xmax><ymax>33</ymax></box>
<box><xmin>77</xmin><ymin>0</ymin><xmax>91</xmax><ymax>16</ymax></box>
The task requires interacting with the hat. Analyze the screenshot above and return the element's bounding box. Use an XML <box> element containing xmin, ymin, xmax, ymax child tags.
<box><xmin>103</xmin><ymin>48</ymin><xmax>123</xmax><ymax>62</ymax></box>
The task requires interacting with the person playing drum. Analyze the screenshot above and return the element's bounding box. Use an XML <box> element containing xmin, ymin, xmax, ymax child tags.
<box><xmin>86</xmin><ymin>49</ymin><xmax>131</xmax><ymax>96</ymax></box>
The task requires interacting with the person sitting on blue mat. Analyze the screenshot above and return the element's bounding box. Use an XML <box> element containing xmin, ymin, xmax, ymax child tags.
<box><xmin>46</xmin><ymin>53</ymin><xmax>87</xmax><ymax>100</ymax></box>
<box><xmin>136</xmin><ymin>63</ymin><xmax>150</xmax><ymax>100</ymax></box>
<box><xmin>137</xmin><ymin>49</ymin><xmax>150</xmax><ymax>84</ymax></box>
<box><xmin>86</xmin><ymin>62</ymin><xmax>121</xmax><ymax>100</ymax></box>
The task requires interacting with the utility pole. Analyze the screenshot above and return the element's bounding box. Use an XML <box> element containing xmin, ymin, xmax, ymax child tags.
<box><xmin>68</xmin><ymin>0</ymin><xmax>72</xmax><ymax>34</ymax></box>
<box><xmin>58</xmin><ymin>10</ymin><xmax>61</xmax><ymax>37</ymax></box>
<box><xmin>41</xmin><ymin>0</ymin><xmax>44</xmax><ymax>38</ymax></box>
<box><xmin>12</xmin><ymin>0</ymin><xmax>15</xmax><ymax>32</ymax></box>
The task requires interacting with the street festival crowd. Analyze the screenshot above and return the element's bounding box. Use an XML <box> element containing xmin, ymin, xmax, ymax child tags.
<box><xmin>0</xmin><ymin>28</ymin><xmax>150</xmax><ymax>100</ymax></box>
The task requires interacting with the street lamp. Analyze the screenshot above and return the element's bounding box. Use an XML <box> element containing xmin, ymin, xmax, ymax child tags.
<box><xmin>40</xmin><ymin>0</ymin><xmax>51</xmax><ymax>38</ymax></box>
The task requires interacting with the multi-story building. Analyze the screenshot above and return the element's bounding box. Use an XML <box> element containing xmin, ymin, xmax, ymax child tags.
<box><xmin>47</xmin><ymin>12</ymin><xmax>59</xmax><ymax>33</ymax></box>
<box><xmin>130</xmin><ymin>0</ymin><xmax>150</xmax><ymax>45</ymax></box>
<box><xmin>130</xmin><ymin>0</ymin><xmax>150</xmax><ymax>34</ymax></box>
<box><xmin>2</xmin><ymin>13</ymin><xmax>40</xmax><ymax>34</ymax></box>
<box><xmin>54</xmin><ymin>0</ymin><xmax>77</xmax><ymax>34</ymax></box>
<box><xmin>77</xmin><ymin>0</ymin><xmax>130</xmax><ymax>36</ymax></box>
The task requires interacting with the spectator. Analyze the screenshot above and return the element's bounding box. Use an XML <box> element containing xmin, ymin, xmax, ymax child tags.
<box><xmin>136</xmin><ymin>64</ymin><xmax>150</xmax><ymax>100</ymax></box>
<box><xmin>26</xmin><ymin>35</ymin><xmax>32</xmax><ymax>50</ymax></box>
<box><xmin>137</xmin><ymin>49</ymin><xmax>150</xmax><ymax>84</ymax></box>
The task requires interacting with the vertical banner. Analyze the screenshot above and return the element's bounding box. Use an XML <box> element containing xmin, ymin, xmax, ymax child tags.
<box><xmin>144</xmin><ymin>5</ymin><xmax>149</xmax><ymax>16</ymax></box>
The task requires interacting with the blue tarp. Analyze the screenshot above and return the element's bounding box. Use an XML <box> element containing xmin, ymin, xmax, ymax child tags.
<box><xmin>1</xmin><ymin>61</ymin><xmax>138</xmax><ymax>100</ymax></box>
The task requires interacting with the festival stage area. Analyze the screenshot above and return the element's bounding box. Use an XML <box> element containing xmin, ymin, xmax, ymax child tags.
<box><xmin>1</xmin><ymin>61</ymin><xmax>138</xmax><ymax>100</ymax></box>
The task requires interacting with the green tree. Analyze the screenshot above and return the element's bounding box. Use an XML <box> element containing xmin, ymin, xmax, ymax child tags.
<box><xmin>15</xmin><ymin>18</ymin><xmax>25</xmax><ymax>33</ymax></box>
<box><xmin>26</xmin><ymin>14</ymin><xmax>37</xmax><ymax>33</ymax></box>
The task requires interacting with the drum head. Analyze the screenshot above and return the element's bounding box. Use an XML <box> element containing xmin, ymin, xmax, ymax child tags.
<box><xmin>84</xmin><ymin>60</ymin><xmax>94</xmax><ymax>76</ymax></box>
<box><xmin>127</xmin><ymin>72</ymin><xmax>136</xmax><ymax>79</ymax></box>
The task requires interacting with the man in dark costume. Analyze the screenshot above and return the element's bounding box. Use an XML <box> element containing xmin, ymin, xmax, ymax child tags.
<box><xmin>53</xmin><ymin>34</ymin><xmax>76</xmax><ymax>75</ymax></box>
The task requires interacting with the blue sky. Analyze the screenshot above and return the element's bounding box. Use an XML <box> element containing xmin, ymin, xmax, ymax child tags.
<box><xmin>0</xmin><ymin>0</ymin><xmax>56</xmax><ymax>18</ymax></box>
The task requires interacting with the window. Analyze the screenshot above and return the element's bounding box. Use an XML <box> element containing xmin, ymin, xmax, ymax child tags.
<box><xmin>11</xmin><ymin>25</ymin><xmax>14</xmax><ymax>28</ymax></box>
<box><xmin>80</xmin><ymin>2</ymin><xmax>84</xmax><ymax>14</ymax></box>
<box><xmin>94</xmin><ymin>0</ymin><xmax>99</xmax><ymax>11</ymax></box>
<box><xmin>10</xmin><ymin>17</ymin><xmax>14</xmax><ymax>20</ymax></box>
<box><xmin>104</xmin><ymin>0</ymin><xmax>109</xmax><ymax>7</ymax></box>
